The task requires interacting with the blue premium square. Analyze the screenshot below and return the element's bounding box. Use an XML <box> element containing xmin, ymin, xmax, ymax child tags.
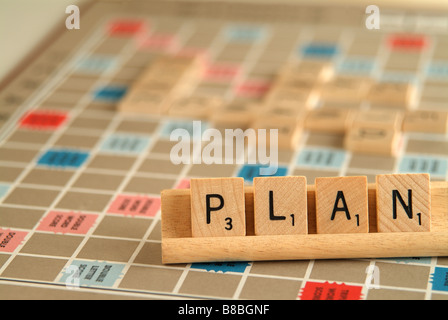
<box><xmin>237</xmin><ymin>164</ymin><xmax>288</xmax><ymax>184</ymax></box>
<box><xmin>100</xmin><ymin>134</ymin><xmax>150</xmax><ymax>154</ymax></box>
<box><xmin>59</xmin><ymin>260</ymin><xmax>125</xmax><ymax>288</ymax></box>
<box><xmin>37</xmin><ymin>149</ymin><xmax>89</xmax><ymax>168</ymax></box>
<box><xmin>93</xmin><ymin>85</ymin><xmax>127</xmax><ymax>102</ymax></box>
<box><xmin>431</xmin><ymin>267</ymin><xmax>448</xmax><ymax>292</ymax></box>
<box><xmin>225</xmin><ymin>25</ymin><xmax>264</xmax><ymax>42</ymax></box>
<box><xmin>398</xmin><ymin>155</ymin><xmax>447</xmax><ymax>179</ymax></box>
<box><xmin>75</xmin><ymin>55</ymin><xmax>116</xmax><ymax>74</ymax></box>
<box><xmin>297</xmin><ymin>147</ymin><xmax>346</xmax><ymax>169</ymax></box>
<box><xmin>301</xmin><ymin>43</ymin><xmax>339</xmax><ymax>59</ymax></box>
<box><xmin>0</xmin><ymin>184</ymin><xmax>10</xmax><ymax>199</ymax></box>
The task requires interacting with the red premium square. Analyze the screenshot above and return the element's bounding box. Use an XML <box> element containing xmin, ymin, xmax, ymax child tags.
<box><xmin>389</xmin><ymin>34</ymin><xmax>428</xmax><ymax>51</ymax></box>
<box><xmin>236</xmin><ymin>80</ymin><xmax>271</xmax><ymax>98</ymax></box>
<box><xmin>19</xmin><ymin>110</ymin><xmax>68</xmax><ymax>130</ymax></box>
<box><xmin>0</xmin><ymin>229</ymin><xmax>28</xmax><ymax>253</ymax></box>
<box><xmin>108</xmin><ymin>20</ymin><xmax>147</xmax><ymax>37</ymax></box>
<box><xmin>37</xmin><ymin>211</ymin><xmax>98</xmax><ymax>235</ymax></box>
<box><xmin>300</xmin><ymin>281</ymin><xmax>363</xmax><ymax>300</ymax></box>
<box><xmin>107</xmin><ymin>195</ymin><xmax>161</xmax><ymax>217</ymax></box>
<box><xmin>203</xmin><ymin>64</ymin><xmax>240</xmax><ymax>81</ymax></box>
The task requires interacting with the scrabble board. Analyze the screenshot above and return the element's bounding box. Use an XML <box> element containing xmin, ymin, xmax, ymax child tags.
<box><xmin>1</xmin><ymin>0</ymin><xmax>448</xmax><ymax>300</ymax></box>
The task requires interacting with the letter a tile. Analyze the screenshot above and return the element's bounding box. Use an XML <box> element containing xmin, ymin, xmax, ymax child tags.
<box><xmin>376</xmin><ymin>173</ymin><xmax>430</xmax><ymax>232</ymax></box>
<box><xmin>315</xmin><ymin>176</ymin><xmax>369</xmax><ymax>234</ymax></box>
<box><xmin>254</xmin><ymin>176</ymin><xmax>308</xmax><ymax>235</ymax></box>
<box><xmin>191</xmin><ymin>178</ymin><xmax>246</xmax><ymax>237</ymax></box>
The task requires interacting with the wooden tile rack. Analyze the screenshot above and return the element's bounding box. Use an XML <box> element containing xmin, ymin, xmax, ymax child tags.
<box><xmin>161</xmin><ymin>181</ymin><xmax>448</xmax><ymax>264</ymax></box>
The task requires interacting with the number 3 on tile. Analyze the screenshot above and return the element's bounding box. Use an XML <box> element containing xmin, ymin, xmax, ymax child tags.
<box><xmin>225</xmin><ymin>217</ymin><xmax>233</xmax><ymax>230</ymax></box>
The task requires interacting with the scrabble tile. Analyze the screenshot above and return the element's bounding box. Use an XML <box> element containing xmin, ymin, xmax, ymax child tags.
<box><xmin>263</xmin><ymin>86</ymin><xmax>317</xmax><ymax>110</ymax></box>
<box><xmin>367</xmin><ymin>81</ymin><xmax>416</xmax><ymax>109</ymax></box>
<box><xmin>254</xmin><ymin>176</ymin><xmax>308</xmax><ymax>235</ymax></box>
<box><xmin>135</xmin><ymin>76</ymin><xmax>179</xmax><ymax>93</ymax></box>
<box><xmin>344</xmin><ymin>127</ymin><xmax>403</xmax><ymax>157</ymax></box>
<box><xmin>168</xmin><ymin>96</ymin><xmax>224</xmax><ymax>119</ymax></box>
<box><xmin>118</xmin><ymin>89</ymin><xmax>171</xmax><ymax>115</ymax></box>
<box><xmin>376</xmin><ymin>173</ymin><xmax>431</xmax><ymax>232</ymax></box>
<box><xmin>315</xmin><ymin>176</ymin><xmax>369</xmax><ymax>234</ymax></box>
<box><xmin>210</xmin><ymin>102</ymin><xmax>255</xmax><ymax>129</ymax></box>
<box><xmin>350</xmin><ymin>109</ymin><xmax>404</xmax><ymax>131</ymax></box>
<box><xmin>279</xmin><ymin>61</ymin><xmax>333</xmax><ymax>82</ymax></box>
<box><xmin>306</xmin><ymin>132</ymin><xmax>344</xmax><ymax>149</ymax></box>
<box><xmin>261</xmin><ymin>103</ymin><xmax>306</xmax><ymax>122</ymax></box>
<box><xmin>274</xmin><ymin>74</ymin><xmax>317</xmax><ymax>94</ymax></box>
<box><xmin>402</xmin><ymin>110</ymin><xmax>448</xmax><ymax>134</ymax></box>
<box><xmin>118</xmin><ymin>55</ymin><xmax>201</xmax><ymax>115</ymax></box>
<box><xmin>252</xmin><ymin>117</ymin><xmax>303</xmax><ymax>150</ymax></box>
<box><xmin>319</xmin><ymin>76</ymin><xmax>371</xmax><ymax>103</ymax></box>
<box><xmin>304</xmin><ymin>108</ymin><xmax>352</xmax><ymax>134</ymax></box>
<box><xmin>190</xmin><ymin>178</ymin><xmax>246</xmax><ymax>237</ymax></box>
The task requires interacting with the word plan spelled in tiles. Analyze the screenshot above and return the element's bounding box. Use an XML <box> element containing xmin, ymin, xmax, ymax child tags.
<box><xmin>376</xmin><ymin>173</ymin><xmax>431</xmax><ymax>232</ymax></box>
<box><xmin>190</xmin><ymin>178</ymin><xmax>246</xmax><ymax>237</ymax></box>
